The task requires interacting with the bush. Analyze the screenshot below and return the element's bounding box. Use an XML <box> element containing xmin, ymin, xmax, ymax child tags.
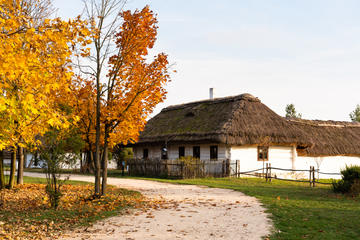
<box><xmin>332</xmin><ymin>165</ymin><xmax>360</xmax><ymax>195</ymax></box>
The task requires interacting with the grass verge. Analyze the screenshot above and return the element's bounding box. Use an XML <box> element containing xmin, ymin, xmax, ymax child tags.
<box><xmin>0</xmin><ymin>176</ymin><xmax>144</xmax><ymax>239</ymax></box>
<box><xmin>135</xmin><ymin>177</ymin><xmax>360</xmax><ymax>240</ymax></box>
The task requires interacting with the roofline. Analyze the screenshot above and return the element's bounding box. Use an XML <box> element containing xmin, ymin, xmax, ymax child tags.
<box><xmin>162</xmin><ymin>93</ymin><xmax>260</xmax><ymax>112</ymax></box>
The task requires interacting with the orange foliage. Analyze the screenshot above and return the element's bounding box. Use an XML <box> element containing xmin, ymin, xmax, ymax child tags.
<box><xmin>105</xmin><ymin>6</ymin><xmax>171</xmax><ymax>147</ymax></box>
<box><xmin>0</xmin><ymin>0</ymin><xmax>90</xmax><ymax>150</ymax></box>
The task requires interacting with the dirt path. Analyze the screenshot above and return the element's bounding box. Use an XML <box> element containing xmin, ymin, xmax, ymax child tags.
<box><xmin>24</xmin><ymin>172</ymin><xmax>272</xmax><ymax>240</ymax></box>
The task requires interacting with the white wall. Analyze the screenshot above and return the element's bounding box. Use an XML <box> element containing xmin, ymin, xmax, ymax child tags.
<box><xmin>297</xmin><ymin>156</ymin><xmax>360</xmax><ymax>179</ymax></box>
<box><xmin>230</xmin><ymin>146</ymin><xmax>294</xmax><ymax>173</ymax></box>
<box><xmin>231</xmin><ymin>146</ymin><xmax>303</xmax><ymax>179</ymax></box>
<box><xmin>230</xmin><ymin>145</ymin><xmax>360</xmax><ymax>179</ymax></box>
<box><xmin>134</xmin><ymin>144</ymin><xmax>228</xmax><ymax>160</ymax></box>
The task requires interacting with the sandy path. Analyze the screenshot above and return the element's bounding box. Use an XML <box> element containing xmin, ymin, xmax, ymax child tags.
<box><xmin>24</xmin><ymin>172</ymin><xmax>272</xmax><ymax>240</ymax></box>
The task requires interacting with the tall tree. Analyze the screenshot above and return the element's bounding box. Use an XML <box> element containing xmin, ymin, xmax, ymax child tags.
<box><xmin>80</xmin><ymin>1</ymin><xmax>171</xmax><ymax>195</ymax></box>
<box><xmin>0</xmin><ymin>0</ymin><xmax>90</xmax><ymax>188</ymax></box>
<box><xmin>17</xmin><ymin>0</ymin><xmax>56</xmax><ymax>185</ymax></box>
<box><xmin>71</xmin><ymin>78</ymin><xmax>99</xmax><ymax>173</ymax></box>
<box><xmin>285</xmin><ymin>104</ymin><xmax>302</xmax><ymax>119</ymax></box>
<box><xmin>349</xmin><ymin>105</ymin><xmax>360</xmax><ymax>122</ymax></box>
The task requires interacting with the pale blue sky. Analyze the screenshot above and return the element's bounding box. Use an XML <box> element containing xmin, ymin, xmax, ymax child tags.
<box><xmin>54</xmin><ymin>0</ymin><xmax>360</xmax><ymax>121</ymax></box>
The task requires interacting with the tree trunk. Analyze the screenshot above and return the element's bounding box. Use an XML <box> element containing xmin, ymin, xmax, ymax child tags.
<box><xmin>94</xmin><ymin>37</ymin><xmax>102</xmax><ymax>197</ymax></box>
<box><xmin>8</xmin><ymin>147</ymin><xmax>17</xmax><ymax>189</ymax></box>
<box><xmin>17</xmin><ymin>147</ymin><xmax>24</xmax><ymax>184</ymax></box>
<box><xmin>101</xmin><ymin>124</ymin><xmax>109</xmax><ymax>195</ymax></box>
<box><xmin>0</xmin><ymin>151</ymin><xmax>5</xmax><ymax>189</ymax></box>
<box><xmin>81</xmin><ymin>150</ymin><xmax>95</xmax><ymax>174</ymax></box>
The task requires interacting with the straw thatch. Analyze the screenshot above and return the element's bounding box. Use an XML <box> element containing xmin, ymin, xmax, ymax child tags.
<box><xmin>134</xmin><ymin>93</ymin><xmax>360</xmax><ymax>157</ymax></box>
<box><xmin>288</xmin><ymin>119</ymin><xmax>360</xmax><ymax>157</ymax></box>
<box><xmin>136</xmin><ymin>94</ymin><xmax>307</xmax><ymax>145</ymax></box>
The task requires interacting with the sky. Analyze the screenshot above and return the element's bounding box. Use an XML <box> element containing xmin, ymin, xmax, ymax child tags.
<box><xmin>53</xmin><ymin>0</ymin><xmax>360</xmax><ymax>121</ymax></box>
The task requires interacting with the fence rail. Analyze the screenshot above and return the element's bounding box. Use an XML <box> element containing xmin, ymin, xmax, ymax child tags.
<box><xmin>230</xmin><ymin>162</ymin><xmax>340</xmax><ymax>187</ymax></box>
<box><xmin>127</xmin><ymin>158</ymin><xmax>341</xmax><ymax>187</ymax></box>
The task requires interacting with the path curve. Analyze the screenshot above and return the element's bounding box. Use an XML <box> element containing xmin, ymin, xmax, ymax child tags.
<box><xmin>24</xmin><ymin>172</ymin><xmax>272</xmax><ymax>240</ymax></box>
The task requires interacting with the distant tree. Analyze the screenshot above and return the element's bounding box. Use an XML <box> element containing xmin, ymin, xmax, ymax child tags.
<box><xmin>349</xmin><ymin>105</ymin><xmax>360</xmax><ymax>122</ymax></box>
<box><xmin>285</xmin><ymin>104</ymin><xmax>302</xmax><ymax>118</ymax></box>
<box><xmin>113</xmin><ymin>146</ymin><xmax>133</xmax><ymax>170</ymax></box>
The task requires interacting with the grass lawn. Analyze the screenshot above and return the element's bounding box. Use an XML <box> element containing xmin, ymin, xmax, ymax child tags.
<box><xmin>24</xmin><ymin>168</ymin><xmax>128</xmax><ymax>178</ymax></box>
<box><xmin>0</xmin><ymin>176</ymin><xmax>144</xmax><ymax>239</ymax></box>
<box><xmin>134</xmin><ymin>177</ymin><xmax>360</xmax><ymax>240</ymax></box>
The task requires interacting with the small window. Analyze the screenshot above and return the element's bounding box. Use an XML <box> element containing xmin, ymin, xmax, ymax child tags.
<box><xmin>161</xmin><ymin>147</ymin><xmax>168</xmax><ymax>160</ymax></box>
<box><xmin>258</xmin><ymin>146</ymin><xmax>269</xmax><ymax>161</ymax></box>
<box><xmin>193</xmin><ymin>146</ymin><xmax>200</xmax><ymax>159</ymax></box>
<box><xmin>210</xmin><ymin>146</ymin><xmax>218</xmax><ymax>160</ymax></box>
<box><xmin>143</xmin><ymin>149</ymin><xmax>148</xmax><ymax>159</ymax></box>
<box><xmin>179</xmin><ymin>146</ymin><xmax>185</xmax><ymax>158</ymax></box>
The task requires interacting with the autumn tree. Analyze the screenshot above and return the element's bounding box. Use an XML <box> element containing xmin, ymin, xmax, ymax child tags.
<box><xmin>285</xmin><ymin>104</ymin><xmax>302</xmax><ymax>119</ymax></box>
<box><xmin>80</xmin><ymin>0</ymin><xmax>171</xmax><ymax>195</ymax></box>
<box><xmin>71</xmin><ymin>78</ymin><xmax>99</xmax><ymax>173</ymax></box>
<box><xmin>16</xmin><ymin>0</ymin><xmax>56</xmax><ymax>185</ymax></box>
<box><xmin>0</xmin><ymin>0</ymin><xmax>90</xmax><ymax>189</ymax></box>
<box><xmin>349</xmin><ymin>105</ymin><xmax>360</xmax><ymax>122</ymax></box>
<box><xmin>39</xmin><ymin>127</ymin><xmax>84</xmax><ymax>209</ymax></box>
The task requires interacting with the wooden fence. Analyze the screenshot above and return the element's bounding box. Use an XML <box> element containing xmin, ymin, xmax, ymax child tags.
<box><xmin>231</xmin><ymin>161</ymin><xmax>341</xmax><ymax>187</ymax></box>
<box><xmin>127</xmin><ymin>158</ymin><xmax>341</xmax><ymax>185</ymax></box>
<box><xmin>127</xmin><ymin>158</ymin><xmax>231</xmax><ymax>178</ymax></box>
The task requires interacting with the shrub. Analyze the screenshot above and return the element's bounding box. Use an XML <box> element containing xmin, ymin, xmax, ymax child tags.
<box><xmin>332</xmin><ymin>165</ymin><xmax>360</xmax><ymax>194</ymax></box>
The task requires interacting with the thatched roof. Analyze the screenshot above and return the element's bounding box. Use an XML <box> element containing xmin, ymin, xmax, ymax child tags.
<box><xmin>136</xmin><ymin>94</ymin><xmax>307</xmax><ymax>145</ymax></box>
<box><xmin>288</xmin><ymin>119</ymin><xmax>360</xmax><ymax>157</ymax></box>
<box><xmin>134</xmin><ymin>93</ymin><xmax>360</xmax><ymax>157</ymax></box>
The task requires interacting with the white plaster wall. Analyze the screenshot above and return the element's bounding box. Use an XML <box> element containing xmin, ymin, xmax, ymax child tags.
<box><xmin>230</xmin><ymin>146</ymin><xmax>300</xmax><ymax>179</ymax></box>
<box><xmin>135</xmin><ymin>144</ymin><xmax>227</xmax><ymax>161</ymax></box>
<box><xmin>230</xmin><ymin>146</ymin><xmax>259</xmax><ymax>172</ymax></box>
<box><xmin>268</xmin><ymin>146</ymin><xmax>293</xmax><ymax>169</ymax></box>
<box><xmin>296</xmin><ymin>156</ymin><xmax>360</xmax><ymax>179</ymax></box>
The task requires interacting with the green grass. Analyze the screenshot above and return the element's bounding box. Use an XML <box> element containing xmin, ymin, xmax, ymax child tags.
<box><xmin>24</xmin><ymin>168</ymin><xmax>128</xmax><ymax>178</ymax></box>
<box><xmin>133</xmin><ymin>177</ymin><xmax>360</xmax><ymax>240</ymax></box>
<box><xmin>3</xmin><ymin>175</ymin><xmax>91</xmax><ymax>185</ymax></box>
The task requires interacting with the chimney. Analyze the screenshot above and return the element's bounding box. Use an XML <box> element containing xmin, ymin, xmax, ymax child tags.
<box><xmin>209</xmin><ymin>88</ymin><xmax>214</xmax><ymax>100</ymax></box>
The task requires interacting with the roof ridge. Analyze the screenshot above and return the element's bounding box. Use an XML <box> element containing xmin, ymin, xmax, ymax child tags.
<box><xmin>162</xmin><ymin>93</ymin><xmax>260</xmax><ymax>112</ymax></box>
<box><xmin>287</xmin><ymin>118</ymin><xmax>360</xmax><ymax>127</ymax></box>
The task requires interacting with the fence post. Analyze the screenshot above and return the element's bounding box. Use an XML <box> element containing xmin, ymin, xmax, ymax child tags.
<box><xmin>312</xmin><ymin>166</ymin><xmax>316</xmax><ymax>187</ymax></box>
<box><xmin>309</xmin><ymin>166</ymin><xmax>313</xmax><ymax>187</ymax></box>
<box><xmin>265</xmin><ymin>163</ymin><xmax>269</xmax><ymax>182</ymax></box>
<box><xmin>222</xmin><ymin>160</ymin><xmax>225</xmax><ymax>177</ymax></box>
<box><xmin>236</xmin><ymin>160</ymin><xmax>240</xmax><ymax>178</ymax></box>
<box><xmin>180</xmin><ymin>161</ymin><xmax>184</xmax><ymax>179</ymax></box>
<box><xmin>269</xmin><ymin>163</ymin><xmax>272</xmax><ymax>182</ymax></box>
<box><xmin>226</xmin><ymin>159</ymin><xmax>230</xmax><ymax>177</ymax></box>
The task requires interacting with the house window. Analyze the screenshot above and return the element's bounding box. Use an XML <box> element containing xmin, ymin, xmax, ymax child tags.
<box><xmin>179</xmin><ymin>146</ymin><xmax>185</xmax><ymax>158</ymax></box>
<box><xmin>210</xmin><ymin>146</ymin><xmax>218</xmax><ymax>160</ymax></box>
<box><xmin>161</xmin><ymin>147</ymin><xmax>168</xmax><ymax>160</ymax></box>
<box><xmin>143</xmin><ymin>148</ymin><xmax>148</xmax><ymax>159</ymax></box>
<box><xmin>258</xmin><ymin>146</ymin><xmax>269</xmax><ymax>161</ymax></box>
<box><xmin>193</xmin><ymin>146</ymin><xmax>200</xmax><ymax>159</ymax></box>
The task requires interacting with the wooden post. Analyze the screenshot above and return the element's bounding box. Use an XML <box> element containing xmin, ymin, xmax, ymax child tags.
<box><xmin>309</xmin><ymin>166</ymin><xmax>312</xmax><ymax>187</ymax></box>
<box><xmin>236</xmin><ymin>160</ymin><xmax>240</xmax><ymax>178</ymax></box>
<box><xmin>265</xmin><ymin>163</ymin><xmax>269</xmax><ymax>182</ymax></box>
<box><xmin>269</xmin><ymin>163</ymin><xmax>272</xmax><ymax>182</ymax></box>
<box><xmin>221</xmin><ymin>160</ymin><xmax>226</xmax><ymax>177</ymax></box>
<box><xmin>312</xmin><ymin>166</ymin><xmax>316</xmax><ymax>187</ymax></box>
<box><xmin>226</xmin><ymin>159</ymin><xmax>230</xmax><ymax>177</ymax></box>
<box><xmin>180</xmin><ymin>161</ymin><xmax>184</xmax><ymax>179</ymax></box>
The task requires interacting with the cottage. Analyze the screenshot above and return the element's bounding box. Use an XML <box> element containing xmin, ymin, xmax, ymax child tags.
<box><xmin>131</xmin><ymin>93</ymin><xmax>360</xmax><ymax>179</ymax></box>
